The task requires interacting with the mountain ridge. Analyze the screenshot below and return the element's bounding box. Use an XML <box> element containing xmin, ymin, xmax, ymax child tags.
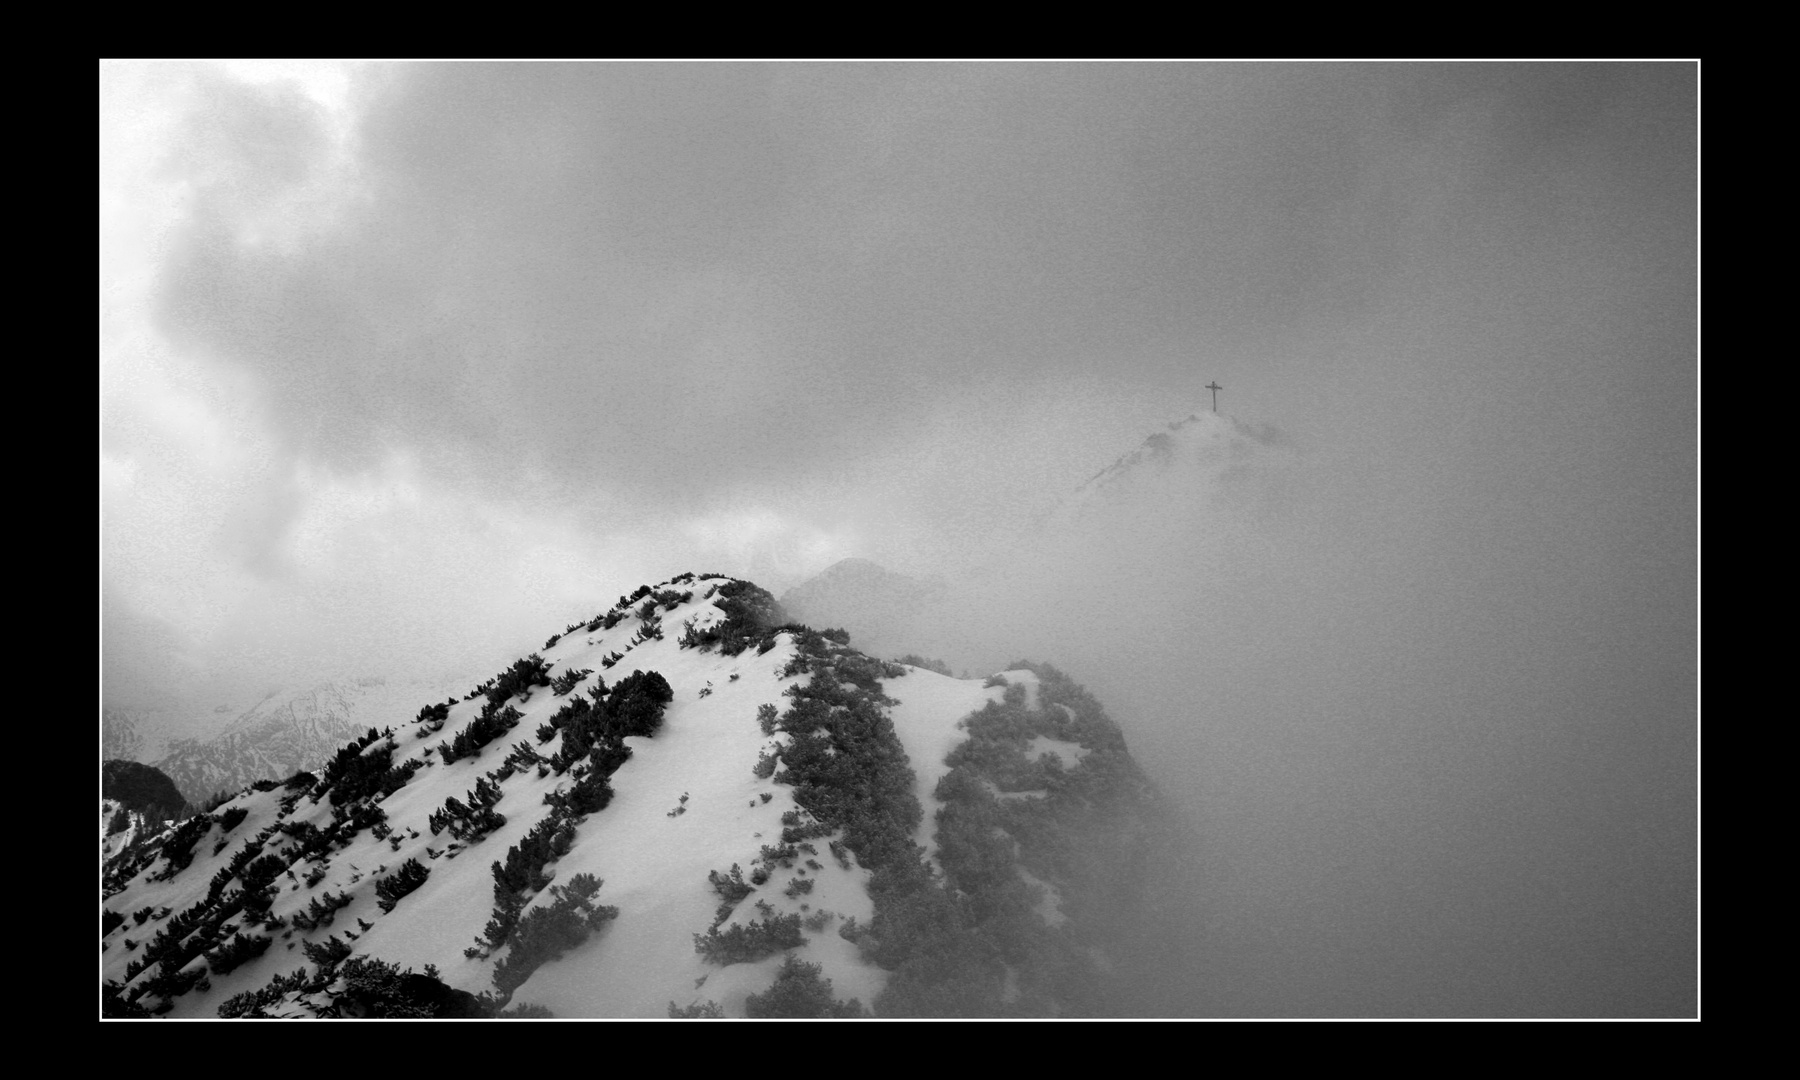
<box><xmin>102</xmin><ymin>573</ymin><xmax>1184</xmax><ymax>1018</ymax></box>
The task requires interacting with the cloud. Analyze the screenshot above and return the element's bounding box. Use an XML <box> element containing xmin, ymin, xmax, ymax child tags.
<box><xmin>137</xmin><ymin>66</ymin><xmax>1456</xmax><ymax>508</ymax></box>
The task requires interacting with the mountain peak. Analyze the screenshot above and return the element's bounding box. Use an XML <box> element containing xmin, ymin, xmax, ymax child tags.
<box><xmin>1076</xmin><ymin>411</ymin><xmax>1289</xmax><ymax>497</ymax></box>
<box><xmin>102</xmin><ymin>573</ymin><xmax>1183</xmax><ymax>1018</ymax></box>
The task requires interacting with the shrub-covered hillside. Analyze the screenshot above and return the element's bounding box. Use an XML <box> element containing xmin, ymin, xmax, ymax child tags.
<box><xmin>101</xmin><ymin>575</ymin><xmax>1184</xmax><ymax>1018</ymax></box>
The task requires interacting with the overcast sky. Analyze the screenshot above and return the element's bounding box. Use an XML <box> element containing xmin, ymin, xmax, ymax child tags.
<box><xmin>102</xmin><ymin>62</ymin><xmax>1694</xmax><ymax>695</ymax></box>
<box><xmin>101</xmin><ymin>62</ymin><xmax>1696</xmax><ymax>1015</ymax></box>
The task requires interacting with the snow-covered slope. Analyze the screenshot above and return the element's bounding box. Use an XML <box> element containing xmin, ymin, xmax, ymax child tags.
<box><xmin>101</xmin><ymin>575</ymin><xmax>1179</xmax><ymax>1019</ymax></box>
<box><xmin>1064</xmin><ymin>410</ymin><xmax>1291</xmax><ymax>509</ymax></box>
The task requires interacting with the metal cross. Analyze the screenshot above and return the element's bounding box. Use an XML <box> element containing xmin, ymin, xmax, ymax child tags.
<box><xmin>1205</xmin><ymin>381</ymin><xmax>1222</xmax><ymax>412</ymax></box>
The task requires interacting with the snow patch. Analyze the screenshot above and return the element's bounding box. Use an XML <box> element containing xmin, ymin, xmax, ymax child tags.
<box><xmin>882</xmin><ymin>668</ymin><xmax>992</xmax><ymax>870</ymax></box>
<box><xmin>1016</xmin><ymin>866</ymin><xmax>1067</xmax><ymax>928</ymax></box>
<box><xmin>993</xmin><ymin>668</ymin><xmax>1041</xmax><ymax>710</ymax></box>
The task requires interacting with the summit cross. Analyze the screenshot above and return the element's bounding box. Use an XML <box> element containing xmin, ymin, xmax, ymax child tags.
<box><xmin>1205</xmin><ymin>381</ymin><xmax>1222</xmax><ymax>412</ymax></box>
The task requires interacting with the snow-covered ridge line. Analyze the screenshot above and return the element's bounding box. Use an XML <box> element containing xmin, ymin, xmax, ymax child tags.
<box><xmin>103</xmin><ymin>573</ymin><xmax>1179</xmax><ymax>1019</ymax></box>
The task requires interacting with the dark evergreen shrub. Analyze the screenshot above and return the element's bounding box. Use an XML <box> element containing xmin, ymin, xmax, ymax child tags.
<box><xmin>548</xmin><ymin>768</ymin><xmax>614</xmax><ymax>815</ymax></box>
<box><xmin>601</xmin><ymin>670</ymin><xmax>674</xmax><ymax>738</ymax></box>
<box><xmin>313</xmin><ymin>729</ymin><xmax>415</xmax><ymax>807</ymax></box>
<box><xmin>428</xmin><ymin>776</ymin><xmax>507</xmax><ymax>841</ymax></box>
<box><xmin>330</xmin><ymin>957</ymin><xmax>492</xmax><ymax>1017</ymax></box>
<box><xmin>105</xmin><ymin>979</ymin><xmax>153</xmax><ymax>1018</ymax></box>
<box><xmin>503</xmin><ymin>740</ymin><xmax>544</xmax><ymax>771</ymax></box>
<box><xmin>632</xmin><ymin>612</ymin><xmax>664</xmax><ymax>642</ymax></box>
<box><xmin>278</xmin><ymin>819</ymin><xmax>324</xmax><ymax>851</ymax></box>
<box><xmin>139</xmin><ymin>961</ymin><xmax>208</xmax><ymax>1003</ymax></box>
<box><xmin>239</xmin><ymin>853</ymin><xmax>288</xmax><ymax>892</ymax></box>
<box><xmin>301</xmin><ymin>934</ymin><xmax>353</xmax><ymax>967</ymax></box>
<box><xmin>758</xmin><ymin>842</ymin><xmax>799</xmax><ymax>869</ymax></box>
<box><xmin>217</xmin><ymin>967</ymin><xmax>313</xmax><ymax>1018</ymax></box>
<box><xmin>897</xmin><ymin>655</ymin><xmax>954</xmax><ymax>677</ymax></box>
<box><xmin>692</xmin><ymin>912</ymin><xmax>804</xmax><ymax>965</ymax></box>
<box><xmin>486</xmin><ymin>654</ymin><xmax>554</xmax><ymax>706</ymax></box>
<box><xmin>490</xmin><ymin>874</ymin><xmax>619</xmax><ymax>995</ymax></box>
<box><xmin>154</xmin><ymin>813</ymin><xmax>214</xmax><ymax>879</ymax></box>
<box><xmin>743</xmin><ymin>955</ymin><xmax>866</xmax><ymax>1018</ymax></box>
<box><xmin>204</xmin><ymin>932</ymin><xmax>272</xmax><ymax>975</ymax></box>
<box><xmin>550</xmin><ymin>667</ymin><xmax>592</xmax><ymax>696</ymax></box>
<box><xmin>437</xmin><ymin>701</ymin><xmax>524</xmax><ymax>764</ymax></box>
<box><xmin>706</xmin><ymin>863</ymin><xmax>754</xmax><ymax>927</ymax></box>
<box><xmin>649</xmin><ymin>587</ymin><xmax>692</xmax><ymax>610</ymax></box>
<box><xmin>375</xmin><ymin>859</ymin><xmax>431</xmax><ymax>914</ymax></box>
<box><xmin>709</xmin><ymin>864</ymin><xmax>754</xmax><ymax>904</ymax></box>
<box><xmin>290</xmin><ymin>890</ymin><xmax>353</xmax><ymax>933</ymax></box>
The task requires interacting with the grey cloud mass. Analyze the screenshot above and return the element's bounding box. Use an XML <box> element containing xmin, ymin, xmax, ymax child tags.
<box><xmin>102</xmin><ymin>61</ymin><xmax>1696</xmax><ymax>1016</ymax></box>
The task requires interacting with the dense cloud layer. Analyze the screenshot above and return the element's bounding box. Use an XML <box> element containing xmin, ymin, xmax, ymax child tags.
<box><xmin>101</xmin><ymin>62</ymin><xmax>1695</xmax><ymax>1015</ymax></box>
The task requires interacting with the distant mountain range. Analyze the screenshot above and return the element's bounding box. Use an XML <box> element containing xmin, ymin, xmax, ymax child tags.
<box><xmin>106</xmin><ymin>678</ymin><xmax>467</xmax><ymax>807</ymax></box>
